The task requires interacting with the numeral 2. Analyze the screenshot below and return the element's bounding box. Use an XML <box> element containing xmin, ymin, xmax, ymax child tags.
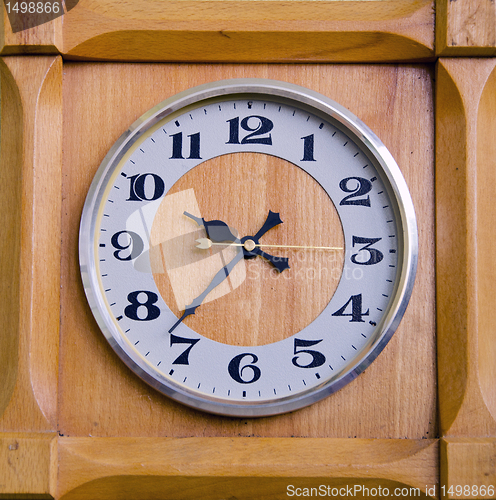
<box><xmin>339</xmin><ymin>177</ymin><xmax>372</xmax><ymax>207</ymax></box>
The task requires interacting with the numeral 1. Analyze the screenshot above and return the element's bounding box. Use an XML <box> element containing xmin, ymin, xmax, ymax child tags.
<box><xmin>301</xmin><ymin>134</ymin><xmax>316</xmax><ymax>161</ymax></box>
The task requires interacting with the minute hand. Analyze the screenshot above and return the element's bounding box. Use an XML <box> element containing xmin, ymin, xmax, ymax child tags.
<box><xmin>168</xmin><ymin>249</ymin><xmax>244</xmax><ymax>333</ymax></box>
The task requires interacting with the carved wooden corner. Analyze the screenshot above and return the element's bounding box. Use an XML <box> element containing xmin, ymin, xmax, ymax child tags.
<box><xmin>436</xmin><ymin>0</ymin><xmax>496</xmax><ymax>56</ymax></box>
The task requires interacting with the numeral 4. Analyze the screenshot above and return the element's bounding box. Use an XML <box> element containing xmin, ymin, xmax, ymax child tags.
<box><xmin>332</xmin><ymin>294</ymin><xmax>369</xmax><ymax>322</ymax></box>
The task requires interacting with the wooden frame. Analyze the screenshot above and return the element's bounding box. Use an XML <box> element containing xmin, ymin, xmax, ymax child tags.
<box><xmin>1</xmin><ymin>0</ymin><xmax>435</xmax><ymax>61</ymax></box>
<box><xmin>1</xmin><ymin>1</ymin><xmax>495</xmax><ymax>499</ymax></box>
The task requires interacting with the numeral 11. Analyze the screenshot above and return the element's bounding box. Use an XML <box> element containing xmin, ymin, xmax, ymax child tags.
<box><xmin>170</xmin><ymin>132</ymin><xmax>202</xmax><ymax>159</ymax></box>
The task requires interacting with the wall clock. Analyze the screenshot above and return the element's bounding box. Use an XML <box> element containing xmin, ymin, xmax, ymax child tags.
<box><xmin>3</xmin><ymin>2</ymin><xmax>496</xmax><ymax>493</ymax></box>
<box><xmin>79</xmin><ymin>79</ymin><xmax>417</xmax><ymax>417</ymax></box>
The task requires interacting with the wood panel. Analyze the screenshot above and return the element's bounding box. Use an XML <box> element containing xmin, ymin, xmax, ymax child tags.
<box><xmin>436</xmin><ymin>0</ymin><xmax>496</xmax><ymax>56</ymax></box>
<box><xmin>441</xmin><ymin>439</ymin><xmax>496</xmax><ymax>500</ymax></box>
<box><xmin>436</xmin><ymin>58</ymin><xmax>496</xmax><ymax>497</ymax></box>
<box><xmin>57</xmin><ymin>437</ymin><xmax>438</xmax><ymax>499</ymax></box>
<box><xmin>0</xmin><ymin>433</ymin><xmax>57</xmax><ymax>499</ymax></box>
<box><xmin>0</xmin><ymin>57</ymin><xmax>439</xmax><ymax>499</ymax></box>
<box><xmin>0</xmin><ymin>56</ymin><xmax>62</xmax><ymax>433</ymax></box>
<box><xmin>1</xmin><ymin>0</ymin><xmax>435</xmax><ymax>62</ymax></box>
<box><xmin>59</xmin><ymin>63</ymin><xmax>436</xmax><ymax>440</ymax></box>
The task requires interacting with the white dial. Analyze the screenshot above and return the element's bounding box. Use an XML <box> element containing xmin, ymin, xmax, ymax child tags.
<box><xmin>80</xmin><ymin>79</ymin><xmax>417</xmax><ymax>416</ymax></box>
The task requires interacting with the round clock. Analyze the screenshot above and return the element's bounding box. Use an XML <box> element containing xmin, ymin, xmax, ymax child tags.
<box><xmin>79</xmin><ymin>79</ymin><xmax>417</xmax><ymax>417</ymax></box>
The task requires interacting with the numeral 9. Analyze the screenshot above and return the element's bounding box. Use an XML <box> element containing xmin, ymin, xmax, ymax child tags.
<box><xmin>111</xmin><ymin>230</ymin><xmax>144</xmax><ymax>261</ymax></box>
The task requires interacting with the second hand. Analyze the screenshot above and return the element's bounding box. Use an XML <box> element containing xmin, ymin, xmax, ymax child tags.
<box><xmin>196</xmin><ymin>238</ymin><xmax>343</xmax><ymax>251</ymax></box>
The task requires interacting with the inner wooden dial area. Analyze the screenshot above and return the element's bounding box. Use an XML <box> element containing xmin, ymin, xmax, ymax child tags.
<box><xmin>151</xmin><ymin>153</ymin><xmax>344</xmax><ymax>346</ymax></box>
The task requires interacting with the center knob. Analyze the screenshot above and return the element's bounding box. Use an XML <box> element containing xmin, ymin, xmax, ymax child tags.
<box><xmin>243</xmin><ymin>239</ymin><xmax>256</xmax><ymax>252</ymax></box>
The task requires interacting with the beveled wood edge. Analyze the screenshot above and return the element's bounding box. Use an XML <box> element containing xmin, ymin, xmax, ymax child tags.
<box><xmin>0</xmin><ymin>55</ymin><xmax>22</xmax><ymax>420</ymax></box>
<box><xmin>440</xmin><ymin>438</ymin><xmax>496</xmax><ymax>499</ymax></box>
<box><xmin>0</xmin><ymin>56</ymin><xmax>62</xmax><ymax>431</ymax></box>
<box><xmin>435</xmin><ymin>58</ymin><xmax>496</xmax><ymax>437</ymax></box>
<box><xmin>0</xmin><ymin>432</ymin><xmax>58</xmax><ymax>499</ymax></box>
<box><xmin>56</xmin><ymin>437</ymin><xmax>438</xmax><ymax>499</ymax></box>
<box><xmin>436</xmin><ymin>0</ymin><xmax>496</xmax><ymax>56</ymax></box>
<box><xmin>0</xmin><ymin>0</ymin><xmax>435</xmax><ymax>62</ymax></box>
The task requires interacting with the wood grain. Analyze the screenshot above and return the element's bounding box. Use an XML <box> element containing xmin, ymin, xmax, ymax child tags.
<box><xmin>0</xmin><ymin>433</ymin><xmax>57</xmax><ymax>499</ymax></box>
<box><xmin>60</xmin><ymin>63</ymin><xmax>436</xmax><ymax>439</ymax></box>
<box><xmin>1</xmin><ymin>0</ymin><xmax>435</xmax><ymax>62</ymax></box>
<box><xmin>441</xmin><ymin>438</ymin><xmax>496</xmax><ymax>499</ymax></box>
<box><xmin>436</xmin><ymin>58</ymin><xmax>496</xmax><ymax>439</ymax></box>
<box><xmin>0</xmin><ymin>4</ymin><xmax>62</xmax><ymax>55</ymax></box>
<box><xmin>436</xmin><ymin>0</ymin><xmax>496</xmax><ymax>56</ymax></box>
<box><xmin>57</xmin><ymin>437</ymin><xmax>438</xmax><ymax>499</ymax></box>
<box><xmin>0</xmin><ymin>56</ymin><xmax>62</xmax><ymax>432</ymax></box>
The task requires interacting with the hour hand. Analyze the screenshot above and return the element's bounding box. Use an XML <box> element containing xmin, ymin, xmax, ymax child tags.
<box><xmin>184</xmin><ymin>212</ymin><xmax>237</xmax><ymax>243</ymax></box>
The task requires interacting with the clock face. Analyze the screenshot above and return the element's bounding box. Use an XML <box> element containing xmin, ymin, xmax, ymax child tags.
<box><xmin>79</xmin><ymin>79</ymin><xmax>417</xmax><ymax>417</ymax></box>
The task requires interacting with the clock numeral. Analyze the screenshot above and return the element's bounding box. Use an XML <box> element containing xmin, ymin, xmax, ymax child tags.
<box><xmin>228</xmin><ymin>353</ymin><xmax>261</xmax><ymax>384</ymax></box>
<box><xmin>127</xmin><ymin>173</ymin><xmax>165</xmax><ymax>201</ymax></box>
<box><xmin>110</xmin><ymin>230</ymin><xmax>144</xmax><ymax>261</ymax></box>
<box><xmin>170</xmin><ymin>132</ymin><xmax>202</xmax><ymax>160</ymax></box>
<box><xmin>351</xmin><ymin>236</ymin><xmax>384</xmax><ymax>265</ymax></box>
<box><xmin>170</xmin><ymin>334</ymin><xmax>200</xmax><ymax>365</ymax></box>
<box><xmin>124</xmin><ymin>291</ymin><xmax>161</xmax><ymax>321</ymax></box>
<box><xmin>332</xmin><ymin>294</ymin><xmax>369</xmax><ymax>323</ymax></box>
<box><xmin>226</xmin><ymin>116</ymin><xmax>273</xmax><ymax>145</ymax></box>
<box><xmin>292</xmin><ymin>338</ymin><xmax>326</xmax><ymax>368</ymax></box>
<box><xmin>301</xmin><ymin>134</ymin><xmax>316</xmax><ymax>162</ymax></box>
<box><xmin>339</xmin><ymin>177</ymin><xmax>372</xmax><ymax>207</ymax></box>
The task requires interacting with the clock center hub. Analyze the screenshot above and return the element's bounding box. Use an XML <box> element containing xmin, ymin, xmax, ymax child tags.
<box><xmin>243</xmin><ymin>239</ymin><xmax>256</xmax><ymax>252</ymax></box>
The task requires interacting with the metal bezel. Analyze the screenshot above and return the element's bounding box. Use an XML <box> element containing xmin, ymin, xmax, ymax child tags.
<box><xmin>79</xmin><ymin>78</ymin><xmax>418</xmax><ymax>417</ymax></box>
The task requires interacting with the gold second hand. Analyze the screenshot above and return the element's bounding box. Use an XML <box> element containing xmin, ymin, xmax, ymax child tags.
<box><xmin>195</xmin><ymin>238</ymin><xmax>343</xmax><ymax>251</ymax></box>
